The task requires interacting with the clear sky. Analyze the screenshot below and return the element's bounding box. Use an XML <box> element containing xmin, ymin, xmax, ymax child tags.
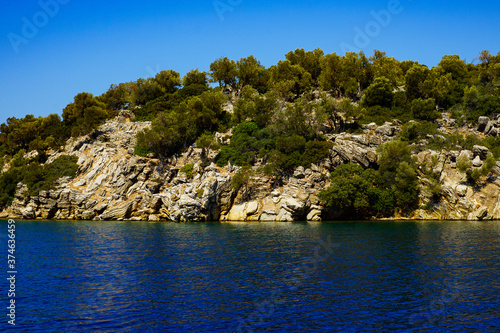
<box><xmin>1</xmin><ymin>0</ymin><xmax>499</xmax><ymax>125</ymax></box>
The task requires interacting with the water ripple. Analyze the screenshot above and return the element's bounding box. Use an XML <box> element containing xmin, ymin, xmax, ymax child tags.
<box><xmin>0</xmin><ymin>220</ymin><xmax>499</xmax><ymax>332</ymax></box>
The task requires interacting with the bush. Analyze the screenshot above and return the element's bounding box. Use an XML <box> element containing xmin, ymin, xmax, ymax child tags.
<box><xmin>0</xmin><ymin>155</ymin><xmax>79</xmax><ymax>208</ymax></box>
<box><xmin>457</xmin><ymin>153</ymin><xmax>497</xmax><ymax>183</ymax></box>
<box><xmin>411</xmin><ymin>98</ymin><xmax>439</xmax><ymax>120</ymax></box>
<box><xmin>377</xmin><ymin>141</ymin><xmax>418</xmax><ymax>209</ymax></box>
<box><xmin>175</xmin><ymin>84</ymin><xmax>209</xmax><ymax>100</ymax></box>
<box><xmin>362</xmin><ymin>77</ymin><xmax>394</xmax><ymax>108</ymax></box>
<box><xmin>377</xmin><ymin>140</ymin><xmax>414</xmax><ymax>178</ymax></box>
<box><xmin>180</xmin><ymin>163</ymin><xmax>195</xmax><ymax>179</ymax></box>
<box><xmin>318</xmin><ymin>163</ymin><xmax>395</xmax><ymax>218</ymax></box>
<box><xmin>216</xmin><ymin>121</ymin><xmax>274</xmax><ymax>167</ymax></box>
<box><xmin>400</xmin><ymin>121</ymin><xmax>439</xmax><ymax>144</ymax></box>
<box><xmin>230</xmin><ymin>167</ymin><xmax>251</xmax><ymax>191</ymax></box>
<box><xmin>133</xmin><ymin>94</ymin><xmax>182</xmax><ymax>121</ymax></box>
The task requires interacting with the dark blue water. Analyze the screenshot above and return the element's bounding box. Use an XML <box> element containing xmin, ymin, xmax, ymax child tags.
<box><xmin>0</xmin><ymin>220</ymin><xmax>499</xmax><ymax>332</ymax></box>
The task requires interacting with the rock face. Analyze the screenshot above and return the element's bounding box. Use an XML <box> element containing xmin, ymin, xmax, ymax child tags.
<box><xmin>413</xmin><ymin>149</ymin><xmax>500</xmax><ymax>221</ymax></box>
<box><xmin>2</xmin><ymin>115</ymin><xmax>500</xmax><ymax>222</ymax></box>
<box><xmin>477</xmin><ymin>115</ymin><xmax>500</xmax><ymax>136</ymax></box>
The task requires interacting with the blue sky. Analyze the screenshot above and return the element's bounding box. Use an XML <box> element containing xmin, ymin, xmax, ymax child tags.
<box><xmin>1</xmin><ymin>0</ymin><xmax>499</xmax><ymax>125</ymax></box>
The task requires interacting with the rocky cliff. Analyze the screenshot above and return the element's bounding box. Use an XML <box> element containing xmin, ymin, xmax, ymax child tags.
<box><xmin>1</xmin><ymin>113</ymin><xmax>500</xmax><ymax>222</ymax></box>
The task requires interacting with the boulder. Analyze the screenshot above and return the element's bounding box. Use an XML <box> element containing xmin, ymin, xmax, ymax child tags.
<box><xmin>472</xmin><ymin>156</ymin><xmax>483</xmax><ymax>167</ymax></box>
<box><xmin>364</xmin><ymin>122</ymin><xmax>378</xmax><ymax>130</ymax></box>
<box><xmin>293</xmin><ymin>166</ymin><xmax>306</xmax><ymax>179</ymax></box>
<box><xmin>457</xmin><ymin>150</ymin><xmax>473</xmax><ymax>162</ymax></box>
<box><xmin>375</xmin><ymin>125</ymin><xmax>396</xmax><ymax>136</ymax></box>
<box><xmin>474</xmin><ymin>206</ymin><xmax>488</xmax><ymax>220</ymax></box>
<box><xmin>455</xmin><ymin>185</ymin><xmax>468</xmax><ymax>197</ymax></box>
<box><xmin>148</xmin><ymin>214</ymin><xmax>160</xmax><ymax>222</ymax></box>
<box><xmin>472</xmin><ymin>145</ymin><xmax>490</xmax><ymax>160</ymax></box>
<box><xmin>488</xmin><ymin>127</ymin><xmax>499</xmax><ymax>137</ymax></box>
<box><xmin>82</xmin><ymin>210</ymin><xmax>96</xmax><ymax>220</ymax></box>
<box><xmin>441</xmin><ymin>186</ymin><xmax>458</xmax><ymax>204</ymax></box>
<box><xmin>484</xmin><ymin>120</ymin><xmax>495</xmax><ymax>135</ymax></box>
<box><xmin>100</xmin><ymin>201</ymin><xmax>133</xmax><ymax>220</ymax></box>
<box><xmin>306</xmin><ymin>206</ymin><xmax>322</xmax><ymax>221</ymax></box>
<box><xmin>477</xmin><ymin>116</ymin><xmax>490</xmax><ymax>132</ymax></box>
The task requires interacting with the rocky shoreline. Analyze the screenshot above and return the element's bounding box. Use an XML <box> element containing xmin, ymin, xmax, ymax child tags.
<box><xmin>1</xmin><ymin>112</ymin><xmax>500</xmax><ymax>222</ymax></box>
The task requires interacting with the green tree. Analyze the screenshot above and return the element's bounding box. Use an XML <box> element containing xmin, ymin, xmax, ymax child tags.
<box><xmin>318</xmin><ymin>163</ymin><xmax>394</xmax><ymax>217</ymax></box>
<box><xmin>393</xmin><ymin>161</ymin><xmax>419</xmax><ymax>207</ymax></box>
<box><xmin>269</xmin><ymin>96</ymin><xmax>319</xmax><ymax>139</ymax></box>
<box><xmin>129</xmin><ymin>78</ymin><xmax>165</xmax><ymax>107</ymax></box>
<box><xmin>377</xmin><ymin>140</ymin><xmax>418</xmax><ymax>209</ymax></box>
<box><xmin>319</xmin><ymin>52</ymin><xmax>342</xmax><ymax>96</ymax></box>
<box><xmin>236</xmin><ymin>55</ymin><xmax>267</xmax><ymax>92</ymax></box>
<box><xmin>209</xmin><ymin>57</ymin><xmax>238</xmax><ymax>89</ymax></box>
<box><xmin>405</xmin><ymin>64</ymin><xmax>430</xmax><ymax>100</ymax></box>
<box><xmin>370</xmin><ymin>50</ymin><xmax>403</xmax><ymax>86</ymax></box>
<box><xmin>419</xmin><ymin>69</ymin><xmax>454</xmax><ymax>107</ymax></box>
<box><xmin>377</xmin><ymin>140</ymin><xmax>413</xmax><ymax>182</ymax></box>
<box><xmin>438</xmin><ymin>55</ymin><xmax>467</xmax><ymax>82</ymax></box>
<box><xmin>135</xmin><ymin>111</ymin><xmax>185</xmax><ymax>164</ymax></box>
<box><xmin>362</xmin><ymin>77</ymin><xmax>394</xmax><ymax>108</ymax></box>
<box><xmin>98</xmin><ymin>83</ymin><xmax>131</xmax><ymax>110</ymax></box>
<box><xmin>182</xmin><ymin>69</ymin><xmax>208</xmax><ymax>87</ymax></box>
<box><xmin>269</xmin><ymin>60</ymin><xmax>312</xmax><ymax>98</ymax></box>
<box><xmin>233</xmin><ymin>86</ymin><xmax>278</xmax><ymax>127</ymax></box>
<box><xmin>340</xmin><ymin>51</ymin><xmax>373</xmax><ymax>98</ymax></box>
<box><xmin>62</xmin><ymin>92</ymin><xmax>108</xmax><ymax>136</ymax></box>
<box><xmin>154</xmin><ymin>70</ymin><xmax>181</xmax><ymax>93</ymax></box>
<box><xmin>285</xmin><ymin>48</ymin><xmax>324</xmax><ymax>84</ymax></box>
<box><xmin>411</xmin><ymin>98</ymin><xmax>438</xmax><ymax>120</ymax></box>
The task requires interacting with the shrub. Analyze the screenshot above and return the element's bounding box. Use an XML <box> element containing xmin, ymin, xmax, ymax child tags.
<box><xmin>457</xmin><ymin>153</ymin><xmax>497</xmax><ymax>183</ymax></box>
<box><xmin>180</xmin><ymin>163</ymin><xmax>195</xmax><ymax>179</ymax></box>
<box><xmin>393</xmin><ymin>161</ymin><xmax>419</xmax><ymax>207</ymax></box>
<box><xmin>0</xmin><ymin>155</ymin><xmax>79</xmax><ymax>208</ymax></box>
<box><xmin>196</xmin><ymin>188</ymin><xmax>204</xmax><ymax>198</ymax></box>
<box><xmin>362</xmin><ymin>77</ymin><xmax>394</xmax><ymax>108</ymax></box>
<box><xmin>318</xmin><ymin>163</ymin><xmax>395</xmax><ymax>218</ymax></box>
<box><xmin>399</xmin><ymin>121</ymin><xmax>439</xmax><ymax>144</ymax></box>
<box><xmin>216</xmin><ymin>121</ymin><xmax>274</xmax><ymax>167</ymax></box>
<box><xmin>457</xmin><ymin>154</ymin><xmax>472</xmax><ymax>174</ymax></box>
<box><xmin>377</xmin><ymin>141</ymin><xmax>419</xmax><ymax>209</ymax></box>
<box><xmin>411</xmin><ymin>98</ymin><xmax>439</xmax><ymax>120</ymax></box>
<box><xmin>377</xmin><ymin>140</ymin><xmax>414</xmax><ymax>179</ymax></box>
<box><xmin>301</xmin><ymin>140</ymin><xmax>333</xmax><ymax>167</ymax></box>
<box><xmin>230</xmin><ymin>167</ymin><xmax>251</xmax><ymax>191</ymax></box>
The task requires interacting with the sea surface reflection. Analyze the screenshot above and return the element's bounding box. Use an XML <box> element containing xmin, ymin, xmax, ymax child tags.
<box><xmin>1</xmin><ymin>220</ymin><xmax>499</xmax><ymax>332</ymax></box>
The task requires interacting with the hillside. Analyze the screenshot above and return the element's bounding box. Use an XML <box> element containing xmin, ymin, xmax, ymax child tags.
<box><xmin>1</xmin><ymin>48</ymin><xmax>500</xmax><ymax>221</ymax></box>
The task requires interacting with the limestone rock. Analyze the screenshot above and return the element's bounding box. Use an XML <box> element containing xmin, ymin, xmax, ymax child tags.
<box><xmin>455</xmin><ymin>185</ymin><xmax>468</xmax><ymax>197</ymax></box>
<box><xmin>100</xmin><ymin>201</ymin><xmax>133</xmax><ymax>220</ymax></box>
<box><xmin>375</xmin><ymin>124</ymin><xmax>396</xmax><ymax>136</ymax></box>
<box><xmin>474</xmin><ymin>206</ymin><xmax>488</xmax><ymax>220</ymax></box>
<box><xmin>472</xmin><ymin>156</ymin><xmax>483</xmax><ymax>167</ymax></box>
<box><xmin>293</xmin><ymin>166</ymin><xmax>306</xmax><ymax>179</ymax></box>
<box><xmin>472</xmin><ymin>145</ymin><xmax>490</xmax><ymax>160</ymax></box>
<box><xmin>477</xmin><ymin>116</ymin><xmax>490</xmax><ymax>132</ymax></box>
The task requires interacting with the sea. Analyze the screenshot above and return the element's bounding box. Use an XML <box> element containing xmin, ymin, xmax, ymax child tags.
<box><xmin>1</xmin><ymin>220</ymin><xmax>499</xmax><ymax>332</ymax></box>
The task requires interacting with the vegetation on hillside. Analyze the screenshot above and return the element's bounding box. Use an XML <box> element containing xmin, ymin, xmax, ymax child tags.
<box><xmin>0</xmin><ymin>153</ymin><xmax>78</xmax><ymax>209</ymax></box>
<box><xmin>1</xmin><ymin>48</ymin><xmax>499</xmax><ymax>216</ymax></box>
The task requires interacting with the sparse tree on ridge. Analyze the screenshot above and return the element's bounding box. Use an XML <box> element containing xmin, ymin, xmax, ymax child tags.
<box><xmin>183</xmin><ymin>69</ymin><xmax>208</xmax><ymax>87</ymax></box>
<box><xmin>209</xmin><ymin>57</ymin><xmax>238</xmax><ymax>89</ymax></box>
